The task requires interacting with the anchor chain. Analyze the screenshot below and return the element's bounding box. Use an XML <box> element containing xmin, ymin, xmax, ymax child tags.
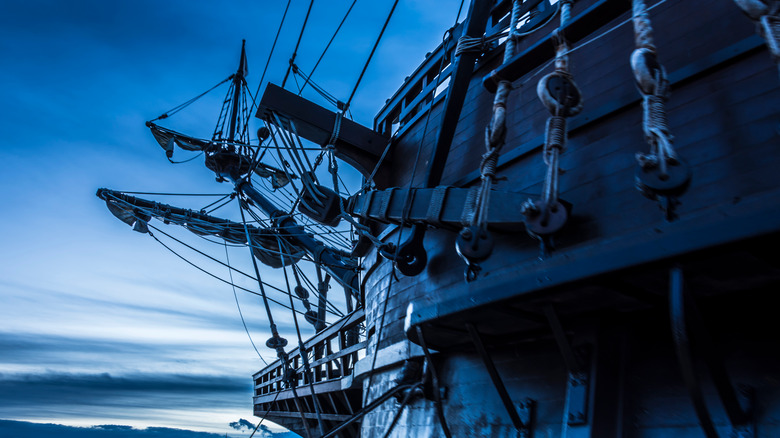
<box><xmin>631</xmin><ymin>0</ymin><xmax>691</xmax><ymax>220</ymax></box>
<box><xmin>732</xmin><ymin>0</ymin><xmax>780</xmax><ymax>77</ymax></box>
<box><xmin>456</xmin><ymin>0</ymin><xmax>524</xmax><ymax>281</ymax></box>
<box><xmin>522</xmin><ymin>0</ymin><xmax>580</xmax><ymax>255</ymax></box>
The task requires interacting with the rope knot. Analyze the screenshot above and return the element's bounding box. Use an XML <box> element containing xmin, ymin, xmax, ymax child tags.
<box><xmin>455</xmin><ymin>35</ymin><xmax>487</xmax><ymax>57</ymax></box>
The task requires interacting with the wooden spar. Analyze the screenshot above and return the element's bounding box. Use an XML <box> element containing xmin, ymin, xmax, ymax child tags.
<box><xmin>228</xmin><ymin>40</ymin><xmax>248</xmax><ymax>142</ymax></box>
<box><xmin>256</xmin><ymin>83</ymin><xmax>391</xmax><ymax>187</ymax></box>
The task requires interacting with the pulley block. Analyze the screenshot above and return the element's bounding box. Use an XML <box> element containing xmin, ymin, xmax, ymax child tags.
<box><xmin>392</xmin><ymin>225</ymin><xmax>428</xmax><ymax>276</ymax></box>
<box><xmin>537</xmin><ymin>73</ymin><xmax>583</xmax><ymax>117</ymax></box>
<box><xmin>283</xmin><ymin>368</ymin><xmax>298</xmax><ymax>385</ymax></box>
<box><xmin>524</xmin><ymin>200</ymin><xmax>570</xmax><ymax>237</ymax></box>
<box><xmin>298</xmin><ymin>182</ymin><xmax>343</xmax><ymax>227</ymax></box>
<box><xmin>266</xmin><ymin>335</ymin><xmax>288</xmax><ymax>350</ymax></box>
<box><xmin>304</xmin><ymin>310</ymin><xmax>319</xmax><ymax>326</ymax></box>
<box><xmin>455</xmin><ymin>225</ymin><xmax>495</xmax><ymax>264</ymax></box>
<box><xmin>631</xmin><ymin>48</ymin><xmax>667</xmax><ymax>95</ymax></box>
<box><xmin>294</xmin><ymin>285</ymin><xmax>309</xmax><ymax>300</ymax></box>
<box><xmin>257</xmin><ymin>127</ymin><xmax>270</xmax><ymax>142</ymax></box>
<box><xmin>635</xmin><ymin>158</ymin><xmax>691</xmax><ymax>197</ymax></box>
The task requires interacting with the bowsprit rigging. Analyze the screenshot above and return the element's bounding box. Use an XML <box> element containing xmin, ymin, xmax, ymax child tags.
<box><xmin>98</xmin><ymin>38</ymin><xmax>371</xmax><ymax>436</ymax></box>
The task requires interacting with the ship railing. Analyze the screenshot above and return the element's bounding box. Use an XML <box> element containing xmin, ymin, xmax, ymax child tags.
<box><xmin>373</xmin><ymin>22</ymin><xmax>463</xmax><ymax>138</ymax></box>
<box><xmin>373</xmin><ymin>0</ymin><xmax>558</xmax><ymax>141</ymax></box>
<box><xmin>252</xmin><ymin>308</ymin><xmax>366</xmax><ymax>407</ymax></box>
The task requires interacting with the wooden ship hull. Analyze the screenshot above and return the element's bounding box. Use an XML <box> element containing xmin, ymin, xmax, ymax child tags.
<box><xmin>247</xmin><ymin>0</ymin><xmax>780</xmax><ymax>436</ymax></box>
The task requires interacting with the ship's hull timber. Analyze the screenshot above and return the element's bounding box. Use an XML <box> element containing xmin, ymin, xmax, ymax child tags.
<box><xmin>355</xmin><ymin>0</ymin><xmax>780</xmax><ymax>436</ymax></box>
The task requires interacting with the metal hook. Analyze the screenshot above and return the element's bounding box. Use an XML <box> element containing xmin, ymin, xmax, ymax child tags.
<box><xmin>465</xmin><ymin>262</ymin><xmax>482</xmax><ymax>282</ymax></box>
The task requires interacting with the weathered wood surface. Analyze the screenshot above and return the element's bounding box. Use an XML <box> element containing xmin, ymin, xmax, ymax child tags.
<box><xmin>364</xmin><ymin>0</ymin><xmax>780</xmax><ymax>347</ymax></box>
<box><xmin>357</xmin><ymin>1</ymin><xmax>780</xmax><ymax>436</ymax></box>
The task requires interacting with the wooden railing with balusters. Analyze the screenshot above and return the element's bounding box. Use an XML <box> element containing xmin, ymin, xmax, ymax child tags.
<box><xmin>252</xmin><ymin>308</ymin><xmax>366</xmax><ymax>426</ymax></box>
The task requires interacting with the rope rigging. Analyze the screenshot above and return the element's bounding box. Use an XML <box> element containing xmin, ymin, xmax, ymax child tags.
<box><xmin>250</xmin><ymin>0</ymin><xmax>292</xmax><ymax>115</ymax></box>
<box><xmin>299</xmin><ymin>0</ymin><xmax>358</xmax><ymax>95</ymax></box>
<box><xmin>282</xmin><ymin>0</ymin><xmax>315</xmax><ymax>89</ymax></box>
<box><xmin>149</xmin><ymin>76</ymin><xmax>233</xmax><ymax>122</ymax></box>
<box><xmin>225</xmin><ymin>242</ymin><xmax>269</xmax><ymax>365</ymax></box>
<box><xmin>101</xmin><ymin>190</ymin><xmax>349</xmax><ymax>320</ymax></box>
<box><xmin>456</xmin><ymin>0</ymin><xmax>526</xmax><ymax>282</ymax></box>
<box><xmin>732</xmin><ymin>0</ymin><xmax>780</xmax><ymax>78</ymax></box>
<box><xmin>630</xmin><ymin>0</ymin><xmax>690</xmax><ymax>220</ymax></box>
<box><xmin>520</xmin><ymin>0</ymin><xmax>581</xmax><ymax>255</ymax></box>
<box><xmin>344</xmin><ymin>0</ymin><xmax>400</xmax><ymax>113</ymax></box>
<box><xmin>278</xmin><ymin>243</ymin><xmax>326</xmax><ymax>436</ymax></box>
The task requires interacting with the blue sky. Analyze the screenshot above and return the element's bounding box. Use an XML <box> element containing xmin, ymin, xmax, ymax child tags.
<box><xmin>0</xmin><ymin>0</ymin><xmax>463</xmax><ymax>435</ymax></box>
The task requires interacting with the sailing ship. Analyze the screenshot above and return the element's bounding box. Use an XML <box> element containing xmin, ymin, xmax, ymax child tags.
<box><xmin>98</xmin><ymin>0</ymin><xmax>780</xmax><ymax>436</ymax></box>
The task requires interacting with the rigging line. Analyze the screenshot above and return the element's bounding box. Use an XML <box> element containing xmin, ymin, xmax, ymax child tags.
<box><xmin>361</xmin><ymin>138</ymin><xmax>394</xmax><ymax>192</ymax></box>
<box><xmin>151</xmin><ymin>76</ymin><xmax>232</xmax><ymax>121</ymax></box>
<box><xmin>274</xmin><ymin>116</ymin><xmax>319</xmax><ymax>188</ymax></box>
<box><xmin>193</xmin><ymin>234</ymin><xmax>246</xmax><ymax>248</ymax></box>
<box><xmin>292</xmin><ymin>65</ymin><xmax>340</xmax><ymax>107</ymax></box>
<box><xmin>288</xmin><ymin>119</ymin><xmax>320</xmax><ymax>177</ymax></box>
<box><xmin>251</xmin><ymin>0</ymin><xmax>292</xmax><ymax>113</ymax></box>
<box><xmin>485</xmin><ymin>0</ymin><xmax>671</xmax><ymax>121</ymax></box>
<box><xmin>239</xmin><ymin>201</ymin><xmax>280</xmax><ymax>330</ymax></box>
<box><xmin>294</xmin><ymin>263</ymin><xmax>344</xmax><ymax>317</ymax></box>
<box><xmin>248</xmin><ymin>390</ymin><xmax>282</xmax><ymax>438</ymax></box>
<box><xmin>268</xmin><ymin>121</ymin><xmax>307</xmax><ymax>191</ymax></box>
<box><xmin>270</xmin><ymin>115</ymin><xmax>325</xmax><ymax>210</ymax></box>
<box><xmin>242</xmin><ymin>202</ymin><xmax>351</xmax><ymax>248</ymax></box>
<box><xmin>225</xmin><ymin>242</ymin><xmax>269</xmax><ymax>366</ymax></box>
<box><xmin>454</xmin><ymin>0</ymin><xmax>466</xmax><ymax>24</ymax></box>
<box><xmin>363</xmin><ymin>4</ymin><xmax>461</xmax><ymax>406</ymax></box>
<box><xmin>116</xmin><ymin>191</ymin><xmax>232</xmax><ymax>197</ymax></box>
<box><xmin>146</xmin><ymin>228</ymin><xmax>308</xmax><ymax>315</ymax></box>
<box><xmin>358</xmin><ymin>14</ymin><xmax>459</xmax><ymax>193</ymax></box>
<box><xmin>267</xmin><ymin>127</ymin><xmax>305</xmax><ymax>204</ymax></box>
<box><xmin>388</xmin><ymin>25</ymin><xmax>455</xmax><ymax>241</ymax></box>
<box><xmin>282</xmin><ymin>0</ymin><xmax>315</xmax><ymax>89</ymax></box>
<box><xmin>299</xmin><ymin>0</ymin><xmax>357</xmax><ymax>95</ymax></box>
<box><xmin>241</xmin><ymin>205</ymin><xmax>352</xmax><ymax>316</ymax></box>
<box><xmin>278</xmin><ymin>243</ymin><xmax>327</xmax><ymax>436</ymax></box>
<box><xmin>336</xmin><ymin>167</ymin><xmax>352</xmax><ymax>197</ymax></box>
<box><xmin>292</xmin><ymin>69</ymin><xmax>303</xmax><ymax>94</ymax></box>
<box><xmin>382</xmin><ymin>382</ymin><xmax>425</xmax><ymax>438</ymax></box>
<box><xmin>344</xmin><ymin>0</ymin><xmax>400</xmax><ymax>112</ymax></box>
<box><xmin>200</xmin><ymin>193</ymin><xmax>234</xmax><ymax>211</ymax></box>
<box><xmin>568</xmin><ymin>0</ymin><xmax>669</xmax><ymax>56</ymax></box>
<box><xmin>205</xmin><ymin>196</ymin><xmax>236</xmax><ymax>215</ymax></box>
<box><xmin>167</xmin><ymin>151</ymin><xmax>204</xmax><ymax>165</ymax></box>
<box><xmin>147</xmin><ymin>223</ymin><xmax>338</xmax><ymax>315</ymax></box>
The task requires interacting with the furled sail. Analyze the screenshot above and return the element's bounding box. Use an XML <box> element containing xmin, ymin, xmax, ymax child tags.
<box><xmin>104</xmin><ymin>198</ymin><xmax>151</xmax><ymax>233</ymax></box>
<box><xmin>146</xmin><ymin>122</ymin><xmax>213</xmax><ymax>158</ymax></box>
<box><xmin>148</xmin><ymin>122</ymin><xmax>292</xmax><ymax>188</ymax></box>
<box><xmin>100</xmin><ymin>189</ymin><xmax>303</xmax><ymax>268</ymax></box>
